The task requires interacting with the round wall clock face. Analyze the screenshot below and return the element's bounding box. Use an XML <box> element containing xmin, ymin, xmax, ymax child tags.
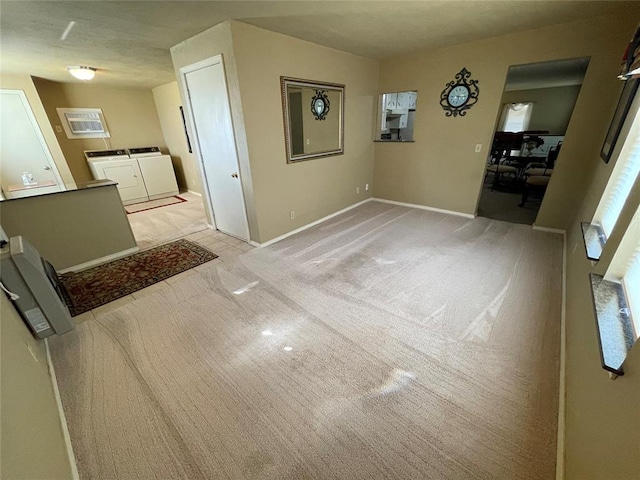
<box><xmin>447</xmin><ymin>85</ymin><xmax>470</xmax><ymax>107</ymax></box>
<box><xmin>440</xmin><ymin>67</ymin><xmax>479</xmax><ymax>117</ymax></box>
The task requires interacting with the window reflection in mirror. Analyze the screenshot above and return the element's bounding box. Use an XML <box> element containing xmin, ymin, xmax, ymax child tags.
<box><xmin>375</xmin><ymin>91</ymin><xmax>418</xmax><ymax>142</ymax></box>
<box><xmin>281</xmin><ymin>77</ymin><xmax>344</xmax><ymax>163</ymax></box>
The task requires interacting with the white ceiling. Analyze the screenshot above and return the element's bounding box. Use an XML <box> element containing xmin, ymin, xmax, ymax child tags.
<box><xmin>0</xmin><ymin>1</ymin><xmax>636</xmax><ymax>89</ymax></box>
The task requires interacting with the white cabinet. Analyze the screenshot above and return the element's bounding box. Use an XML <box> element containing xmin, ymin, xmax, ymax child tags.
<box><xmin>384</xmin><ymin>93</ymin><xmax>398</xmax><ymax>110</ymax></box>
<box><xmin>399</xmin><ymin>115</ymin><xmax>408</xmax><ymax>129</ymax></box>
<box><xmin>396</xmin><ymin>92</ymin><xmax>410</xmax><ymax>110</ymax></box>
<box><xmin>395</xmin><ymin>92</ymin><xmax>417</xmax><ymax>111</ymax></box>
<box><xmin>407</xmin><ymin>92</ymin><xmax>417</xmax><ymax>109</ymax></box>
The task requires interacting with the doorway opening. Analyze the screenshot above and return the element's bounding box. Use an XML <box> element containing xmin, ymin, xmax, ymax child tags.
<box><xmin>477</xmin><ymin>57</ymin><xmax>590</xmax><ymax>224</ymax></box>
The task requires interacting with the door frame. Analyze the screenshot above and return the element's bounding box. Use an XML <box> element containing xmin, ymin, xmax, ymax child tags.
<box><xmin>0</xmin><ymin>89</ymin><xmax>66</xmax><ymax>193</ymax></box>
<box><xmin>179</xmin><ymin>54</ymin><xmax>250</xmax><ymax>241</ymax></box>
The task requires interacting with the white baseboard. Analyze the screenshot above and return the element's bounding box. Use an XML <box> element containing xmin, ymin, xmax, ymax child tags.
<box><xmin>556</xmin><ymin>229</ymin><xmax>567</xmax><ymax>480</ymax></box>
<box><xmin>533</xmin><ymin>225</ymin><xmax>566</xmax><ymax>235</ymax></box>
<box><xmin>58</xmin><ymin>246</ymin><xmax>140</xmax><ymax>274</ymax></box>
<box><xmin>45</xmin><ymin>339</ymin><xmax>80</xmax><ymax>480</ymax></box>
<box><xmin>186</xmin><ymin>190</ymin><xmax>202</xmax><ymax>197</ymax></box>
<box><xmin>372</xmin><ymin>197</ymin><xmax>475</xmax><ymax>219</ymax></box>
<box><xmin>256</xmin><ymin>198</ymin><xmax>373</xmax><ymax>248</ymax></box>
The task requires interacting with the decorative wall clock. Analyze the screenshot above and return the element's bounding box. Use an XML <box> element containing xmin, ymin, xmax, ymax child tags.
<box><xmin>440</xmin><ymin>67</ymin><xmax>479</xmax><ymax>117</ymax></box>
<box><xmin>311</xmin><ymin>89</ymin><xmax>330</xmax><ymax>120</ymax></box>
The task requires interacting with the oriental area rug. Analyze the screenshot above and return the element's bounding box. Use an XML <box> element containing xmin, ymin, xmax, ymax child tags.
<box><xmin>59</xmin><ymin>239</ymin><xmax>217</xmax><ymax>316</ymax></box>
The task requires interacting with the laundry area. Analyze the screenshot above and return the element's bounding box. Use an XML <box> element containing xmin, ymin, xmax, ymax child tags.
<box><xmin>0</xmin><ymin>72</ymin><xmax>253</xmax><ymax>270</ymax></box>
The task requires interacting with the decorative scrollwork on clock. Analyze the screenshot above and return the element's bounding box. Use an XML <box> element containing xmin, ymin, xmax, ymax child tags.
<box><xmin>440</xmin><ymin>67</ymin><xmax>479</xmax><ymax>117</ymax></box>
<box><xmin>311</xmin><ymin>90</ymin><xmax>330</xmax><ymax>120</ymax></box>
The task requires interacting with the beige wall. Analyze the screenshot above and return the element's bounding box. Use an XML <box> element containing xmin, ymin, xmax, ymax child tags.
<box><xmin>171</xmin><ymin>20</ymin><xmax>377</xmax><ymax>244</ymax></box>
<box><xmin>230</xmin><ymin>21</ymin><xmax>378</xmax><ymax>242</ymax></box>
<box><xmin>0</xmin><ymin>183</ymin><xmax>137</xmax><ymax>270</ymax></box>
<box><xmin>373</xmin><ymin>12</ymin><xmax>640</xmax><ymax>230</ymax></box>
<box><xmin>171</xmin><ymin>21</ymin><xmax>258</xmax><ymax>240</ymax></box>
<box><xmin>561</xmin><ymin>147</ymin><xmax>640</xmax><ymax>479</ymax></box>
<box><xmin>152</xmin><ymin>81</ymin><xmax>202</xmax><ymax>194</ymax></box>
<box><xmin>1</xmin><ymin>294</ymin><xmax>75</xmax><ymax>479</ymax></box>
<box><xmin>501</xmin><ymin>84</ymin><xmax>582</xmax><ymax>135</ymax></box>
<box><xmin>0</xmin><ymin>74</ymin><xmax>76</xmax><ymax>189</ymax></box>
<box><xmin>33</xmin><ymin>79</ymin><xmax>167</xmax><ymax>183</ymax></box>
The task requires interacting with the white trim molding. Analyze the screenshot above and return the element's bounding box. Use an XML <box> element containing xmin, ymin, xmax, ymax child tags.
<box><xmin>45</xmin><ymin>339</ymin><xmax>80</xmax><ymax>480</ymax></box>
<box><xmin>256</xmin><ymin>199</ymin><xmax>373</xmax><ymax>247</ymax></box>
<box><xmin>531</xmin><ymin>224</ymin><xmax>569</xmax><ymax>480</ymax></box>
<box><xmin>372</xmin><ymin>197</ymin><xmax>476</xmax><ymax>219</ymax></box>
<box><xmin>556</xmin><ymin>229</ymin><xmax>568</xmax><ymax>480</ymax></box>
<box><xmin>57</xmin><ymin>247</ymin><xmax>140</xmax><ymax>274</ymax></box>
<box><xmin>255</xmin><ymin>197</ymin><xmax>479</xmax><ymax>248</ymax></box>
<box><xmin>533</xmin><ymin>225</ymin><xmax>567</xmax><ymax>235</ymax></box>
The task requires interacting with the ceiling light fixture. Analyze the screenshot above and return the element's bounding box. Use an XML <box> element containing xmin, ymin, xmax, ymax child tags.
<box><xmin>66</xmin><ymin>66</ymin><xmax>96</xmax><ymax>81</ymax></box>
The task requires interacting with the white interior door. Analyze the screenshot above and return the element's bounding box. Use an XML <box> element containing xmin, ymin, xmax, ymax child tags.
<box><xmin>0</xmin><ymin>90</ymin><xmax>64</xmax><ymax>197</ymax></box>
<box><xmin>182</xmin><ymin>57</ymin><xmax>249</xmax><ymax>241</ymax></box>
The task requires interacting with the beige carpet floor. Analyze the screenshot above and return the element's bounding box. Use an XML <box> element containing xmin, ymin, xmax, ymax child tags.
<box><xmin>127</xmin><ymin>191</ymin><xmax>209</xmax><ymax>249</ymax></box>
<box><xmin>50</xmin><ymin>201</ymin><xmax>562</xmax><ymax>479</ymax></box>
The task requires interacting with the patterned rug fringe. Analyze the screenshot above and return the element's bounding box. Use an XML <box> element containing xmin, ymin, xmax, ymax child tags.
<box><xmin>59</xmin><ymin>239</ymin><xmax>217</xmax><ymax>316</ymax></box>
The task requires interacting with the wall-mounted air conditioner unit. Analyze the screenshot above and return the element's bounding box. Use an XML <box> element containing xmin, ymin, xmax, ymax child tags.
<box><xmin>56</xmin><ymin>107</ymin><xmax>110</xmax><ymax>139</ymax></box>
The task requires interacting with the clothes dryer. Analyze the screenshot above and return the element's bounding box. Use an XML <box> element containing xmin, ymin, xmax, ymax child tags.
<box><xmin>85</xmin><ymin>149</ymin><xmax>148</xmax><ymax>205</ymax></box>
<box><xmin>127</xmin><ymin>147</ymin><xmax>179</xmax><ymax>201</ymax></box>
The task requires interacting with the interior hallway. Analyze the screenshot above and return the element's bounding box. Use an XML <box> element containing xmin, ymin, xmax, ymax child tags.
<box><xmin>50</xmin><ymin>201</ymin><xmax>562</xmax><ymax>479</ymax></box>
<box><xmin>127</xmin><ymin>191</ymin><xmax>209</xmax><ymax>250</ymax></box>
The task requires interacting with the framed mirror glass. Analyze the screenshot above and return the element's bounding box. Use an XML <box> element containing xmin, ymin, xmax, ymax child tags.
<box><xmin>281</xmin><ymin>77</ymin><xmax>344</xmax><ymax>163</ymax></box>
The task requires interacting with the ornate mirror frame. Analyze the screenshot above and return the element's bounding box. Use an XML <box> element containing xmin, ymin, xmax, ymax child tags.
<box><xmin>280</xmin><ymin>77</ymin><xmax>345</xmax><ymax>163</ymax></box>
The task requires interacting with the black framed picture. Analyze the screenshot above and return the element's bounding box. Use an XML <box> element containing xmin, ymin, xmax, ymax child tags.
<box><xmin>179</xmin><ymin>106</ymin><xmax>193</xmax><ymax>153</ymax></box>
<box><xmin>601</xmin><ymin>78</ymin><xmax>639</xmax><ymax>163</ymax></box>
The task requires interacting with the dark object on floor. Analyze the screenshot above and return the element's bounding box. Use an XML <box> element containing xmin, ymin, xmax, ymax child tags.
<box><xmin>58</xmin><ymin>239</ymin><xmax>217</xmax><ymax>316</ymax></box>
<box><xmin>519</xmin><ymin>175</ymin><xmax>549</xmax><ymax>207</ymax></box>
<box><xmin>125</xmin><ymin>195</ymin><xmax>187</xmax><ymax>214</ymax></box>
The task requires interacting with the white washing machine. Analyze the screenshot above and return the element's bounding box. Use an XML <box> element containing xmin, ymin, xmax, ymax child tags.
<box><xmin>85</xmin><ymin>149</ymin><xmax>148</xmax><ymax>205</ymax></box>
<box><xmin>127</xmin><ymin>147</ymin><xmax>179</xmax><ymax>201</ymax></box>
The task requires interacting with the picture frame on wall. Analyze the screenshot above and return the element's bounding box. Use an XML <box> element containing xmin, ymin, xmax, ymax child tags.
<box><xmin>601</xmin><ymin>78</ymin><xmax>639</xmax><ymax>163</ymax></box>
<box><xmin>179</xmin><ymin>106</ymin><xmax>193</xmax><ymax>153</ymax></box>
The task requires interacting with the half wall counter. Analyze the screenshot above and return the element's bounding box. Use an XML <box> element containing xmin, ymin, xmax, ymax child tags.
<box><xmin>0</xmin><ymin>180</ymin><xmax>138</xmax><ymax>272</ymax></box>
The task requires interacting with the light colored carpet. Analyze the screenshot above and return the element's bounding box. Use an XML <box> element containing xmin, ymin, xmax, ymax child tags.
<box><xmin>127</xmin><ymin>191</ymin><xmax>209</xmax><ymax>249</ymax></box>
<box><xmin>50</xmin><ymin>201</ymin><xmax>562</xmax><ymax>479</ymax></box>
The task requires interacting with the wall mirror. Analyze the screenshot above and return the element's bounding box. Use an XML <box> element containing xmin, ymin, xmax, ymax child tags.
<box><xmin>281</xmin><ymin>77</ymin><xmax>344</xmax><ymax>163</ymax></box>
<box><xmin>375</xmin><ymin>91</ymin><xmax>418</xmax><ymax>142</ymax></box>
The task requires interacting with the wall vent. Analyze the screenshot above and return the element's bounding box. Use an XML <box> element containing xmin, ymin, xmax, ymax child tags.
<box><xmin>56</xmin><ymin>107</ymin><xmax>110</xmax><ymax>139</ymax></box>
